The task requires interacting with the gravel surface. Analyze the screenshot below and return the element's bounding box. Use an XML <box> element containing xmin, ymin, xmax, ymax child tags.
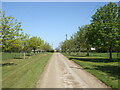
<box><xmin>36</xmin><ymin>53</ymin><xmax>111</xmax><ymax>88</ymax></box>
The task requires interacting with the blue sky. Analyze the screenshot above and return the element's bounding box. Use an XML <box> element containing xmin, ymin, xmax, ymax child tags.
<box><xmin>2</xmin><ymin>2</ymin><xmax>112</xmax><ymax>49</ymax></box>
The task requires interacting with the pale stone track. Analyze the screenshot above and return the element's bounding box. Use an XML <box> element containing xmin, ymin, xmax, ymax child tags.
<box><xmin>36</xmin><ymin>53</ymin><xmax>111</xmax><ymax>89</ymax></box>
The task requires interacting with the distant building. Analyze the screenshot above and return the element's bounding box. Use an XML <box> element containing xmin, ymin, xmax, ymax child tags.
<box><xmin>91</xmin><ymin>48</ymin><xmax>96</xmax><ymax>50</ymax></box>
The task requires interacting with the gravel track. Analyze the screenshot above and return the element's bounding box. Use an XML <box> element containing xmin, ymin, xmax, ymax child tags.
<box><xmin>36</xmin><ymin>53</ymin><xmax>111</xmax><ymax>89</ymax></box>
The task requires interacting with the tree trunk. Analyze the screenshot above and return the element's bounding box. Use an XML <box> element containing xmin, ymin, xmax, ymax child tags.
<box><xmin>109</xmin><ymin>47</ymin><xmax>112</xmax><ymax>60</ymax></box>
<box><xmin>77</xmin><ymin>49</ymin><xmax>81</xmax><ymax>56</ymax></box>
<box><xmin>117</xmin><ymin>47</ymin><xmax>120</xmax><ymax>58</ymax></box>
<box><xmin>117</xmin><ymin>51</ymin><xmax>119</xmax><ymax>58</ymax></box>
<box><xmin>78</xmin><ymin>51</ymin><xmax>81</xmax><ymax>56</ymax></box>
<box><xmin>33</xmin><ymin>48</ymin><xmax>36</xmax><ymax>54</ymax></box>
<box><xmin>23</xmin><ymin>52</ymin><xmax>25</xmax><ymax>59</ymax></box>
<box><xmin>86</xmin><ymin>47</ymin><xmax>89</xmax><ymax>56</ymax></box>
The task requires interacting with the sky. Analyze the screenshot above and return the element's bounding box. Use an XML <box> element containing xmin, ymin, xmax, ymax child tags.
<box><xmin>2</xmin><ymin>2</ymin><xmax>117</xmax><ymax>49</ymax></box>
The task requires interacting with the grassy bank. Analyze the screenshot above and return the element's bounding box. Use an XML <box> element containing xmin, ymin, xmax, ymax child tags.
<box><xmin>63</xmin><ymin>53</ymin><xmax>119</xmax><ymax>89</ymax></box>
<box><xmin>2</xmin><ymin>53</ymin><xmax>52</xmax><ymax>88</ymax></box>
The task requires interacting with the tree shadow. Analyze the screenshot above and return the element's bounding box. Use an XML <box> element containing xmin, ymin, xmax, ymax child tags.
<box><xmin>14</xmin><ymin>57</ymin><xmax>23</xmax><ymax>59</ymax></box>
<box><xmin>69</xmin><ymin>57</ymin><xmax>120</xmax><ymax>63</ymax></box>
<box><xmin>0</xmin><ymin>62</ymin><xmax>17</xmax><ymax>67</ymax></box>
<box><xmin>93</xmin><ymin>65</ymin><xmax>120</xmax><ymax>79</ymax></box>
<box><xmin>67</xmin><ymin>54</ymin><xmax>86</xmax><ymax>57</ymax></box>
<box><xmin>69</xmin><ymin>66</ymin><xmax>84</xmax><ymax>70</ymax></box>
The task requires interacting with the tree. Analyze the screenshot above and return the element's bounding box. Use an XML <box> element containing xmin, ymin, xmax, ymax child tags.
<box><xmin>21</xmin><ymin>33</ymin><xmax>30</xmax><ymax>52</ymax></box>
<box><xmin>1</xmin><ymin>11</ymin><xmax>23</xmax><ymax>52</ymax></box>
<box><xmin>87</xmin><ymin>2</ymin><xmax>119</xmax><ymax>60</ymax></box>
<box><xmin>60</xmin><ymin>35</ymin><xmax>77</xmax><ymax>53</ymax></box>
<box><xmin>28</xmin><ymin>36</ymin><xmax>42</xmax><ymax>53</ymax></box>
<box><xmin>1</xmin><ymin>11</ymin><xmax>52</xmax><ymax>53</ymax></box>
<box><xmin>77</xmin><ymin>25</ymin><xmax>91</xmax><ymax>56</ymax></box>
<box><xmin>28</xmin><ymin>36</ymin><xmax>52</xmax><ymax>53</ymax></box>
<box><xmin>43</xmin><ymin>42</ymin><xmax>52</xmax><ymax>51</ymax></box>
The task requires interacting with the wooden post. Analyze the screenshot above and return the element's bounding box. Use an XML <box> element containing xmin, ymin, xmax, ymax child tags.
<box><xmin>24</xmin><ymin>53</ymin><xmax>25</xmax><ymax>59</ymax></box>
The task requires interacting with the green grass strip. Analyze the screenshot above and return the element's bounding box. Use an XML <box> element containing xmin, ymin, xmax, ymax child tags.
<box><xmin>64</xmin><ymin>53</ymin><xmax>119</xmax><ymax>89</ymax></box>
<box><xmin>2</xmin><ymin>53</ymin><xmax>52</xmax><ymax>88</ymax></box>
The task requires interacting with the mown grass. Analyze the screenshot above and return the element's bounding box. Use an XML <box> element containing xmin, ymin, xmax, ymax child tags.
<box><xmin>2</xmin><ymin>52</ymin><xmax>34</xmax><ymax>60</ymax></box>
<box><xmin>2</xmin><ymin>53</ymin><xmax>52</xmax><ymax>88</ymax></box>
<box><xmin>63</xmin><ymin>52</ymin><xmax>119</xmax><ymax>89</ymax></box>
<box><xmin>67</xmin><ymin>52</ymin><xmax>119</xmax><ymax>59</ymax></box>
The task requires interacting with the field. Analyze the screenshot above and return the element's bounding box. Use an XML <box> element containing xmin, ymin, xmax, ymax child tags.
<box><xmin>2</xmin><ymin>52</ymin><xmax>52</xmax><ymax>88</ymax></box>
<box><xmin>63</xmin><ymin>52</ymin><xmax>119</xmax><ymax>89</ymax></box>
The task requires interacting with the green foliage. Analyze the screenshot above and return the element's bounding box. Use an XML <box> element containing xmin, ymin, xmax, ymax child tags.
<box><xmin>60</xmin><ymin>2</ymin><xmax>119</xmax><ymax>60</ymax></box>
<box><xmin>28</xmin><ymin>36</ymin><xmax>52</xmax><ymax>52</ymax></box>
<box><xmin>86</xmin><ymin>2</ymin><xmax>119</xmax><ymax>60</ymax></box>
<box><xmin>1</xmin><ymin>11</ymin><xmax>27</xmax><ymax>52</ymax></box>
<box><xmin>43</xmin><ymin>42</ymin><xmax>52</xmax><ymax>51</ymax></box>
<box><xmin>1</xmin><ymin>11</ymin><xmax>52</xmax><ymax>53</ymax></box>
<box><xmin>29</xmin><ymin>36</ymin><xmax>42</xmax><ymax>52</ymax></box>
<box><xmin>61</xmin><ymin>35</ymin><xmax>77</xmax><ymax>52</ymax></box>
<box><xmin>88</xmin><ymin>2</ymin><xmax>119</xmax><ymax>48</ymax></box>
<box><xmin>61</xmin><ymin>25</ymin><xmax>91</xmax><ymax>56</ymax></box>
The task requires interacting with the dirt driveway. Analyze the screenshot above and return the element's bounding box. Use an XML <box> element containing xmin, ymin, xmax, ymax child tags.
<box><xmin>36</xmin><ymin>53</ymin><xmax>111</xmax><ymax>88</ymax></box>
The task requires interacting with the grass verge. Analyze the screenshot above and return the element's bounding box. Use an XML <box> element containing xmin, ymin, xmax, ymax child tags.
<box><xmin>63</xmin><ymin>53</ymin><xmax>119</xmax><ymax>89</ymax></box>
<box><xmin>2</xmin><ymin>52</ymin><xmax>34</xmax><ymax>60</ymax></box>
<box><xmin>2</xmin><ymin>53</ymin><xmax>52</xmax><ymax>88</ymax></box>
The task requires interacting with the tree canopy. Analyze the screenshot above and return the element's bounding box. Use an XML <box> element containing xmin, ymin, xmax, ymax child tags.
<box><xmin>1</xmin><ymin>11</ymin><xmax>52</xmax><ymax>53</ymax></box>
<box><xmin>60</xmin><ymin>2</ymin><xmax>119</xmax><ymax>60</ymax></box>
<box><xmin>86</xmin><ymin>2</ymin><xmax>119</xmax><ymax>60</ymax></box>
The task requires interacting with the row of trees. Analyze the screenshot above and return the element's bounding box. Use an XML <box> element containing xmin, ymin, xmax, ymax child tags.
<box><xmin>0</xmin><ymin>11</ymin><xmax>52</xmax><ymax>53</ymax></box>
<box><xmin>60</xmin><ymin>2</ymin><xmax>120</xmax><ymax>60</ymax></box>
